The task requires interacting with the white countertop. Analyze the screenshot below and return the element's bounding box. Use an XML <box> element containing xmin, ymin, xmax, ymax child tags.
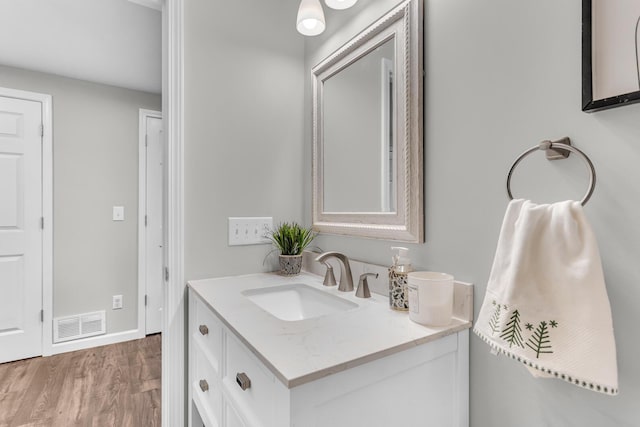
<box><xmin>188</xmin><ymin>272</ymin><xmax>472</xmax><ymax>389</ymax></box>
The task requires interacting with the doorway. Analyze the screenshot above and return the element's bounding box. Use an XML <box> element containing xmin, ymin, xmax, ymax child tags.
<box><xmin>0</xmin><ymin>88</ymin><xmax>52</xmax><ymax>363</ymax></box>
<box><xmin>139</xmin><ymin>110</ymin><xmax>164</xmax><ymax>335</ymax></box>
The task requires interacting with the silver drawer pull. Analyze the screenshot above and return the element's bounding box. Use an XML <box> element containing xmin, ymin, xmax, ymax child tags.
<box><xmin>199</xmin><ymin>324</ymin><xmax>209</xmax><ymax>335</ymax></box>
<box><xmin>199</xmin><ymin>379</ymin><xmax>209</xmax><ymax>392</ymax></box>
<box><xmin>236</xmin><ymin>372</ymin><xmax>251</xmax><ymax>391</ymax></box>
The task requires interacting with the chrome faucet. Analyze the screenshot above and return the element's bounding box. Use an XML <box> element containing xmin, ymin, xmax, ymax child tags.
<box><xmin>315</xmin><ymin>251</ymin><xmax>354</xmax><ymax>292</ymax></box>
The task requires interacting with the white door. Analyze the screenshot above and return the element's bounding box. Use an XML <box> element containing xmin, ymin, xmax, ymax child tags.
<box><xmin>0</xmin><ymin>96</ymin><xmax>43</xmax><ymax>363</ymax></box>
<box><xmin>145</xmin><ymin>115</ymin><xmax>163</xmax><ymax>334</ymax></box>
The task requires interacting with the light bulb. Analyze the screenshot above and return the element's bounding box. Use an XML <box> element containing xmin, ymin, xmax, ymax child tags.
<box><xmin>302</xmin><ymin>19</ymin><xmax>318</xmax><ymax>30</ymax></box>
<box><xmin>324</xmin><ymin>0</ymin><xmax>358</xmax><ymax>10</ymax></box>
<box><xmin>296</xmin><ymin>0</ymin><xmax>326</xmax><ymax>36</ymax></box>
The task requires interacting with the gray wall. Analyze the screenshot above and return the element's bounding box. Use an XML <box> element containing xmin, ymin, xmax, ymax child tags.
<box><xmin>0</xmin><ymin>64</ymin><xmax>161</xmax><ymax>334</ymax></box>
<box><xmin>184</xmin><ymin>0</ymin><xmax>305</xmax><ymax>280</ymax></box>
<box><xmin>182</xmin><ymin>0</ymin><xmax>640</xmax><ymax>425</ymax></box>
<box><xmin>304</xmin><ymin>1</ymin><xmax>640</xmax><ymax>426</ymax></box>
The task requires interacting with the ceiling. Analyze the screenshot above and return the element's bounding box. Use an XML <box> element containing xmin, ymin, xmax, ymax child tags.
<box><xmin>0</xmin><ymin>0</ymin><xmax>162</xmax><ymax>94</ymax></box>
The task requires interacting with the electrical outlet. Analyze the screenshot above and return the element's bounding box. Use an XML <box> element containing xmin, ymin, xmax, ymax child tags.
<box><xmin>228</xmin><ymin>217</ymin><xmax>273</xmax><ymax>246</ymax></box>
<box><xmin>112</xmin><ymin>295</ymin><xmax>123</xmax><ymax>310</ymax></box>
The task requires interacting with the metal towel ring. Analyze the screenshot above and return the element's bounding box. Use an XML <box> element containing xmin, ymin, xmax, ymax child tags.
<box><xmin>506</xmin><ymin>139</ymin><xmax>596</xmax><ymax>206</ymax></box>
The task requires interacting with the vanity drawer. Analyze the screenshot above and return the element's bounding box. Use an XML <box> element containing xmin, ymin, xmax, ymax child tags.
<box><xmin>194</xmin><ymin>296</ymin><xmax>223</xmax><ymax>373</ymax></box>
<box><xmin>224</xmin><ymin>334</ymin><xmax>276</xmax><ymax>427</ymax></box>
<box><xmin>193</xmin><ymin>344</ymin><xmax>222</xmax><ymax>426</ymax></box>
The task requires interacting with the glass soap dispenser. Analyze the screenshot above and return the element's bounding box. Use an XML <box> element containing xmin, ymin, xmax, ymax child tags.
<box><xmin>389</xmin><ymin>246</ymin><xmax>412</xmax><ymax>311</ymax></box>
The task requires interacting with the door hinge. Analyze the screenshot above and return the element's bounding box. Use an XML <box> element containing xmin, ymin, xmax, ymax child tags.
<box><xmin>40</xmin><ymin>309</ymin><xmax>44</xmax><ymax>322</ymax></box>
<box><xmin>145</xmin><ymin>134</ymin><xmax>148</xmax><ymax>147</ymax></box>
<box><xmin>41</xmin><ymin>217</ymin><xmax>44</xmax><ymax>229</ymax></box>
<box><xmin>39</xmin><ymin>124</ymin><xmax>44</xmax><ymax>137</ymax></box>
<box><xmin>164</xmin><ymin>267</ymin><xmax>169</xmax><ymax>281</ymax></box>
<box><xmin>145</xmin><ymin>215</ymin><xmax>148</xmax><ymax>227</ymax></box>
<box><xmin>145</xmin><ymin>295</ymin><xmax>148</xmax><ymax>306</ymax></box>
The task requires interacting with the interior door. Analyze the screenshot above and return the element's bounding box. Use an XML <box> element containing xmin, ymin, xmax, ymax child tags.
<box><xmin>145</xmin><ymin>115</ymin><xmax>163</xmax><ymax>334</ymax></box>
<box><xmin>0</xmin><ymin>96</ymin><xmax>43</xmax><ymax>363</ymax></box>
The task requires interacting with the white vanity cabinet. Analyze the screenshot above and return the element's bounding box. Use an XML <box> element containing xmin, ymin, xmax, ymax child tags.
<box><xmin>188</xmin><ymin>277</ymin><xmax>470</xmax><ymax>427</ymax></box>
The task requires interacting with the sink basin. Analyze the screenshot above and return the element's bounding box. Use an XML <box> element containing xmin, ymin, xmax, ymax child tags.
<box><xmin>242</xmin><ymin>284</ymin><xmax>358</xmax><ymax>321</ymax></box>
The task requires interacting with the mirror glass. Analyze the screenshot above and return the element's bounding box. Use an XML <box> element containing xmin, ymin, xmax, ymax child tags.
<box><xmin>312</xmin><ymin>0</ymin><xmax>423</xmax><ymax>242</ymax></box>
<box><xmin>323</xmin><ymin>38</ymin><xmax>396</xmax><ymax>213</ymax></box>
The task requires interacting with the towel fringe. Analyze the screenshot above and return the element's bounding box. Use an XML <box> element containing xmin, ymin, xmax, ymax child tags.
<box><xmin>473</xmin><ymin>326</ymin><xmax>619</xmax><ymax>396</ymax></box>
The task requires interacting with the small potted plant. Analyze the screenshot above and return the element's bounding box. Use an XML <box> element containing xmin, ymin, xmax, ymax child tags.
<box><xmin>268</xmin><ymin>222</ymin><xmax>316</xmax><ymax>275</ymax></box>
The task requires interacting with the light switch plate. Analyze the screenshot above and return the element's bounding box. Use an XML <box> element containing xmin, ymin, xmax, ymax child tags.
<box><xmin>112</xmin><ymin>295</ymin><xmax>123</xmax><ymax>310</ymax></box>
<box><xmin>113</xmin><ymin>206</ymin><xmax>124</xmax><ymax>221</ymax></box>
<box><xmin>228</xmin><ymin>217</ymin><xmax>273</xmax><ymax>246</ymax></box>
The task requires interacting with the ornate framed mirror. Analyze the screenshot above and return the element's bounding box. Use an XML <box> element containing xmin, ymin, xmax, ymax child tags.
<box><xmin>311</xmin><ymin>0</ymin><xmax>423</xmax><ymax>242</ymax></box>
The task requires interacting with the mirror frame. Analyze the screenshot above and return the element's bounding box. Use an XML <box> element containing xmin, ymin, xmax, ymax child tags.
<box><xmin>312</xmin><ymin>0</ymin><xmax>423</xmax><ymax>243</ymax></box>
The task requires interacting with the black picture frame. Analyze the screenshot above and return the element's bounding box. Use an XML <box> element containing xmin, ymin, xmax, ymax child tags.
<box><xmin>582</xmin><ymin>0</ymin><xmax>640</xmax><ymax>112</ymax></box>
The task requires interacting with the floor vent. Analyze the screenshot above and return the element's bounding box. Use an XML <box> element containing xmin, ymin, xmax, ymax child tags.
<box><xmin>53</xmin><ymin>311</ymin><xmax>106</xmax><ymax>343</ymax></box>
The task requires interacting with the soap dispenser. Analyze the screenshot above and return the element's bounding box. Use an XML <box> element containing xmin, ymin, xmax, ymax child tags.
<box><xmin>389</xmin><ymin>246</ymin><xmax>412</xmax><ymax>311</ymax></box>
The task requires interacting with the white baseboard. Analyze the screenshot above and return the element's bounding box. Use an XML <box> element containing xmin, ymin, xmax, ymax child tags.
<box><xmin>49</xmin><ymin>328</ymin><xmax>145</xmax><ymax>356</ymax></box>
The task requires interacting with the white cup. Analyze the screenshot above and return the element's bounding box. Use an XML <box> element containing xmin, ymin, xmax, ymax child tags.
<box><xmin>407</xmin><ymin>271</ymin><xmax>454</xmax><ymax>326</ymax></box>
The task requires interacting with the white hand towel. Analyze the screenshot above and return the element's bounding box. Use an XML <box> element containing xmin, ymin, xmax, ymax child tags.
<box><xmin>473</xmin><ymin>199</ymin><xmax>618</xmax><ymax>395</ymax></box>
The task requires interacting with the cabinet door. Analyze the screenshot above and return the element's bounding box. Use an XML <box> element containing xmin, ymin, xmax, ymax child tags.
<box><xmin>223</xmin><ymin>333</ymin><xmax>277</xmax><ymax>427</ymax></box>
<box><xmin>290</xmin><ymin>333</ymin><xmax>461</xmax><ymax>427</ymax></box>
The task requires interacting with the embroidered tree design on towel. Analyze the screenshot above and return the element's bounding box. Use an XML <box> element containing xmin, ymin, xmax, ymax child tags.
<box><xmin>526</xmin><ymin>320</ymin><xmax>554</xmax><ymax>358</ymax></box>
<box><xmin>488</xmin><ymin>301</ymin><xmax>503</xmax><ymax>336</ymax></box>
<box><xmin>486</xmin><ymin>300</ymin><xmax>559</xmax><ymax>357</ymax></box>
<box><xmin>500</xmin><ymin>309</ymin><xmax>524</xmax><ymax>348</ymax></box>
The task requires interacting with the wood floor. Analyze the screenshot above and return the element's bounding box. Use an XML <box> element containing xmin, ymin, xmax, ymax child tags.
<box><xmin>0</xmin><ymin>334</ymin><xmax>161</xmax><ymax>427</ymax></box>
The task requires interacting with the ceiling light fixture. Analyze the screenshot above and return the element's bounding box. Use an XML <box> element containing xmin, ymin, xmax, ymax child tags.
<box><xmin>296</xmin><ymin>0</ymin><xmax>326</xmax><ymax>36</ymax></box>
<box><xmin>324</xmin><ymin>0</ymin><xmax>358</xmax><ymax>10</ymax></box>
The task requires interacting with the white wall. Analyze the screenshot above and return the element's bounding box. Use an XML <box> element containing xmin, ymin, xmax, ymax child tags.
<box><xmin>184</xmin><ymin>0</ymin><xmax>305</xmax><ymax>280</ymax></box>
<box><xmin>304</xmin><ymin>1</ymin><xmax>640</xmax><ymax>426</ymax></box>
<box><xmin>0</xmin><ymin>64</ymin><xmax>161</xmax><ymax>334</ymax></box>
